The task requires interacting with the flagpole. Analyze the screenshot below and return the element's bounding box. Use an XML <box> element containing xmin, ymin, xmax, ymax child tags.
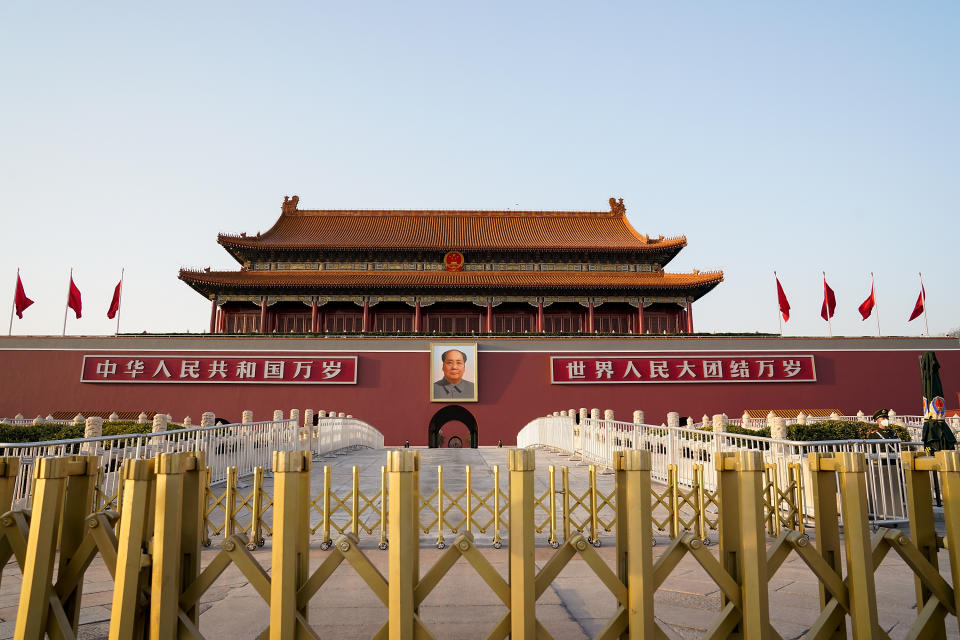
<box><xmin>115</xmin><ymin>268</ymin><xmax>124</xmax><ymax>335</ymax></box>
<box><xmin>8</xmin><ymin>269</ymin><xmax>17</xmax><ymax>337</ymax></box>
<box><xmin>823</xmin><ymin>271</ymin><xmax>832</xmax><ymax>338</ymax></box>
<box><xmin>63</xmin><ymin>268</ymin><xmax>72</xmax><ymax>337</ymax></box>
<box><xmin>774</xmin><ymin>271</ymin><xmax>782</xmax><ymax>336</ymax></box>
<box><xmin>920</xmin><ymin>272</ymin><xmax>929</xmax><ymax>336</ymax></box>
<box><xmin>872</xmin><ymin>273</ymin><xmax>881</xmax><ymax>337</ymax></box>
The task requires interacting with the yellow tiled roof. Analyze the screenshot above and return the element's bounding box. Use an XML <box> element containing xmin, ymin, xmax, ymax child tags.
<box><xmin>218</xmin><ymin>203</ymin><xmax>685</xmax><ymax>252</ymax></box>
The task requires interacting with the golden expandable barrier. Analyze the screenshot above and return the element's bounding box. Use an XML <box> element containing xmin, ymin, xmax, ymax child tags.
<box><xmin>12</xmin><ymin>449</ymin><xmax>960</xmax><ymax>638</ymax></box>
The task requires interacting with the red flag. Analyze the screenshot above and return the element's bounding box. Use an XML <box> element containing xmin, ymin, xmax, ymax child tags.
<box><xmin>107</xmin><ymin>280</ymin><xmax>122</xmax><ymax>319</ymax></box>
<box><xmin>67</xmin><ymin>276</ymin><xmax>82</xmax><ymax>319</ymax></box>
<box><xmin>775</xmin><ymin>276</ymin><xmax>790</xmax><ymax>321</ymax></box>
<box><xmin>14</xmin><ymin>273</ymin><xmax>34</xmax><ymax>319</ymax></box>
<box><xmin>908</xmin><ymin>285</ymin><xmax>925</xmax><ymax>321</ymax></box>
<box><xmin>858</xmin><ymin>283</ymin><xmax>876</xmax><ymax>320</ymax></box>
<box><xmin>820</xmin><ymin>276</ymin><xmax>836</xmax><ymax>321</ymax></box>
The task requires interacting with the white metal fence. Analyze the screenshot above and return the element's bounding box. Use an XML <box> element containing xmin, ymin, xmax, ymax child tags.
<box><xmin>1</xmin><ymin>416</ymin><xmax>384</xmax><ymax>508</ymax></box>
<box><xmin>518</xmin><ymin>414</ymin><xmax>922</xmax><ymax>524</ymax></box>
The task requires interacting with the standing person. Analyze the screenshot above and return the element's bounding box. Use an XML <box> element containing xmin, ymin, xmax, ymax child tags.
<box><xmin>870</xmin><ymin>408</ymin><xmax>892</xmax><ymax>438</ymax></box>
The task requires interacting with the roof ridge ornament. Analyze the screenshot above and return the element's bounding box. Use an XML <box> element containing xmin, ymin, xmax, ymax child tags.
<box><xmin>608</xmin><ymin>197</ymin><xmax>626</xmax><ymax>216</ymax></box>
<box><xmin>282</xmin><ymin>195</ymin><xmax>300</xmax><ymax>214</ymax></box>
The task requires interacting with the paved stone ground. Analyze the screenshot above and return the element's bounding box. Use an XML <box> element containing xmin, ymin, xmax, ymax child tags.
<box><xmin>1</xmin><ymin>447</ymin><xmax>957</xmax><ymax>639</ymax></box>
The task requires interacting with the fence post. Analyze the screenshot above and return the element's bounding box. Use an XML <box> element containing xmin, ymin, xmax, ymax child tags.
<box><xmin>835</xmin><ymin>452</ymin><xmax>880</xmax><ymax>639</ymax></box>
<box><xmin>736</xmin><ymin>450</ymin><xmax>770</xmax><ymax>638</ymax></box>
<box><xmin>151</xmin><ymin>452</ymin><xmax>189</xmax><ymax>638</ymax></box>
<box><xmin>59</xmin><ymin>456</ymin><xmax>99</xmax><ymax>631</ymax></box>
<box><xmin>668</xmin><ymin>465</ymin><xmax>680</xmax><ymax>539</ymax></box>
<box><xmin>181</xmin><ymin>451</ymin><xmax>205</xmax><ymax>625</ymax></box>
<box><xmin>270</xmin><ymin>450</ymin><xmax>311</xmax><ymax>640</ymax></box>
<box><xmin>411</xmin><ymin>450</ymin><xmax>421</xmax><ymax>609</ymax></box>
<box><xmin>152</xmin><ymin>413</ymin><xmax>168</xmax><ymax>442</ymax></box>
<box><xmin>225</xmin><ymin>467</ymin><xmax>238</xmax><ymax>538</ymax></box>
<box><xmin>807</xmin><ymin>453</ymin><xmax>843</xmax><ymax>636</ymax></box>
<box><xmin>109</xmin><ymin>459</ymin><xmax>156</xmax><ymax>640</ymax></box>
<box><xmin>15</xmin><ymin>457</ymin><xmax>69</xmax><ymax>639</ymax></box>
<box><xmin>509</xmin><ymin>448</ymin><xmax>537</xmax><ymax>639</ymax></box>
<box><xmin>714</xmin><ymin>450</ymin><xmax>769</xmax><ymax>639</ymax></box>
<box><xmin>901</xmin><ymin>450</ymin><xmax>943</xmax><ymax>637</ymax></box>
<box><xmin>251</xmin><ymin>466</ymin><xmax>265</xmax><ymax>548</ymax></box>
<box><xmin>387</xmin><ymin>450</ymin><xmax>419</xmax><ymax>639</ymax></box>
<box><xmin>620</xmin><ymin>449</ymin><xmax>655</xmax><ymax>637</ymax></box>
<box><xmin>81</xmin><ymin>416</ymin><xmax>103</xmax><ymax>455</ymax></box>
<box><xmin>935</xmin><ymin>450</ymin><xmax>960</xmax><ymax>620</ymax></box>
<box><xmin>0</xmin><ymin>457</ymin><xmax>19</xmax><ymax>513</ymax></box>
<box><xmin>614</xmin><ymin>451</ymin><xmax>627</xmax><ymax>585</ymax></box>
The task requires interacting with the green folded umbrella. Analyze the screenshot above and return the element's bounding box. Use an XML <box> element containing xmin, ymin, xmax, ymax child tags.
<box><xmin>920</xmin><ymin>351</ymin><xmax>956</xmax><ymax>452</ymax></box>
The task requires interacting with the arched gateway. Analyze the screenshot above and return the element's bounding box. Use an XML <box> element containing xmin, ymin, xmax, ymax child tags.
<box><xmin>428</xmin><ymin>405</ymin><xmax>478</xmax><ymax>448</ymax></box>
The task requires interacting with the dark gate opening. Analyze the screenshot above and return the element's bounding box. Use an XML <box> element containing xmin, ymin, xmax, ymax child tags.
<box><xmin>428</xmin><ymin>405</ymin><xmax>479</xmax><ymax>448</ymax></box>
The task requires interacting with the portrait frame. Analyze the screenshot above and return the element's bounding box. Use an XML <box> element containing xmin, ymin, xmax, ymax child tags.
<box><xmin>430</xmin><ymin>342</ymin><xmax>478</xmax><ymax>403</ymax></box>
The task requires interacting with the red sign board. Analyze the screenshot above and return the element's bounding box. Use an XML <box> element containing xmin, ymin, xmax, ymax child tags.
<box><xmin>81</xmin><ymin>355</ymin><xmax>358</xmax><ymax>384</ymax></box>
<box><xmin>550</xmin><ymin>355</ymin><xmax>816</xmax><ymax>384</ymax></box>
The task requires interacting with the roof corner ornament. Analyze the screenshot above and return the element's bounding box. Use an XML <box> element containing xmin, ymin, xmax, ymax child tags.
<box><xmin>282</xmin><ymin>195</ymin><xmax>300</xmax><ymax>214</ymax></box>
<box><xmin>608</xmin><ymin>197</ymin><xmax>626</xmax><ymax>215</ymax></box>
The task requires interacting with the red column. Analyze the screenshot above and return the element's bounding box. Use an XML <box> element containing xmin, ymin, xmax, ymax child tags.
<box><xmin>209</xmin><ymin>299</ymin><xmax>217</xmax><ymax>334</ymax></box>
<box><xmin>259</xmin><ymin>299</ymin><xmax>267</xmax><ymax>334</ymax></box>
<box><xmin>362</xmin><ymin>299</ymin><xmax>370</xmax><ymax>333</ymax></box>
<box><xmin>537</xmin><ymin>301</ymin><xmax>544</xmax><ymax>333</ymax></box>
<box><xmin>637</xmin><ymin>304</ymin><xmax>645</xmax><ymax>335</ymax></box>
<box><xmin>486</xmin><ymin>301</ymin><xmax>493</xmax><ymax>332</ymax></box>
<box><xmin>414</xmin><ymin>301</ymin><xmax>421</xmax><ymax>333</ymax></box>
<box><xmin>218</xmin><ymin>308</ymin><xmax>226</xmax><ymax>333</ymax></box>
<box><xmin>686</xmin><ymin>302</ymin><xmax>694</xmax><ymax>333</ymax></box>
<box><xmin>587</xmin><ymin>302</ymin><xmax>595</xmax><ymax>333</ymax></box>
<box><xmin>311</xmin><ymin>301</ymin><xmax>318</xmax><ymax>333</ymax></box>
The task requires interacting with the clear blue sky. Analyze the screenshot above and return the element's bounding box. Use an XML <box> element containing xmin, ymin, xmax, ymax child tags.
<box><xmin>2</xmin><ymin>1</ymin><xmax>957</xmax><ymax>337</ymax></box>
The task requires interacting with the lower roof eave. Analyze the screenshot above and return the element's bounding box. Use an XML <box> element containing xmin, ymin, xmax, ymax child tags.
<box><xmin>185</xmin><ymin>283</ymin><xmax>721</xmax><ymax>304</ymax></box>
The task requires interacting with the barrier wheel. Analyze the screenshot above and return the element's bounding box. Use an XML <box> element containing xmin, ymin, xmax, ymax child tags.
<box><xmin>493</xmin><ymin>540</ymin><xmax>502</xmax><ymax>549</ymax></box>
<box><xmin>202</xmin><ymin>539</ymin><xmax>212</xmax><ymax>548</ymax></box>
<box><xmin>437</xmin><ymin>542</ymin><xmax>446</xmax><ymax>550</ymax></box>
<box><xmin>702</xmin><ymin>538</ymin><xmax>711</xmax><ymax>546</ymax></box>
<box><xmin>258</xmin><ymin>538</ymin><xmax>265</xmax><ymax>547</ymax></box>
<box><xmin>592</xmin><ymin>538</ymin><xmax>602</xmax><ymax>548</ymax></box>
<box><xmin>246</xmin><ymin>542</ymin><xmax>257</xmax><ymax>551</ymax></box>
<box><xmin>378</xmin><ymin>542</ymin><xmax>388</xmax><ymax>551</ymax></box>
<box><xmin>550</xmin><ymin>540</ymin><xmax>560</xmax><ymax>549</ymax></box>
<box><xmin>651</xmin><ymin>538</ymin><xmax>657</xmax><ymax>547</ymax></box>
<box><xmin>319</xmin><ymin>540</ymin><xmax>332</xmax><ymax>551</ymax></box>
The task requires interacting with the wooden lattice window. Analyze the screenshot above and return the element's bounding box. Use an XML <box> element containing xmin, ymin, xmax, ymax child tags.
<box><xmin>275</xmin><ymin>313</ymin><xmax>311</xmax><ymax>333</ymax></box>
<box><xmin>324</xmin><ymin>312</ymin><xmax>363</xmax><ymax>333</ymax></box>
<box><xmin>494</xmin><ymin>313</ymin><xmax>532</xmax><ymax>333</ymax></box>
<box><xmin>426</xmin><ymin>313</ymin><xmax>482</xmax><ymax>333</ymax></box>
<box><xmin>374</xmin><ymin>312</ymin><xmax>414</xmax><ymax>333</ymax></box>
<box><xmin>226</xmin><ymin>312</ymin><xmax>260</xmax><ymax>334</ymax></box>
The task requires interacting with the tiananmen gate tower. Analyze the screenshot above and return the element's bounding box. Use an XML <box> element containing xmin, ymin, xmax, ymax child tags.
<box><xmin>178</xmin><ymin>196</ymin><xmax>723</xmax><ymax>336</ymax></box>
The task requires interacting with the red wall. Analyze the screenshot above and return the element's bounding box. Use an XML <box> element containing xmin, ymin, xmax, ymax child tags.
<box><xmin>2</xmin><ymin>336</ymin><xmax>958</xmax><ymax>446</ymax></box>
